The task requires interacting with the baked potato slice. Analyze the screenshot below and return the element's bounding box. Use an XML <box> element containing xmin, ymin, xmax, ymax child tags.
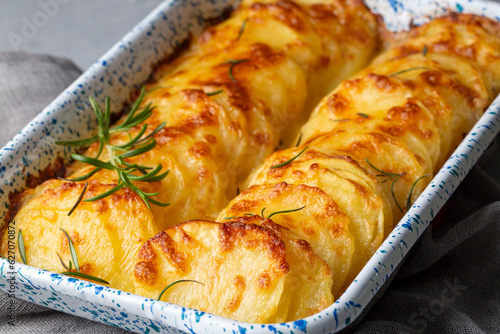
<box><xmin>1</xmin><ymin>179</ymin><xmax>158</xmax><ymax>292</ymax></box>
<box><xmin>133</xmin><ymin>217</ymin><xmax>333</xmax><ymax>322</ymax></box>
<box><xmin>219</xmin><ymin>182</ymin><xmax>353</xmax><ymax>296</ymax></box>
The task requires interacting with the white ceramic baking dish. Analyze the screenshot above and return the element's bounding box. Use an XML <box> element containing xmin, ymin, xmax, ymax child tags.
<box><xmin>1</xmin><ymin>0</ymin><xmax>499</xmax><ymax>333</ymax></box>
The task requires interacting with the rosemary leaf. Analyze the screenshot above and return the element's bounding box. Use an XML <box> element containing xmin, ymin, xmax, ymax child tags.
<box><xmin>71</xmin><ymin>154</ymin><xmax>115</xmax><ymax>170</ymax></box>
<box><xmin>89</xmin><ymin>96</ymin><xmax>105</xmax><ymax>128</ymax></box>
<box><xmin>144</xmin><ymin>196</ymin><xmax>170</xmax><ymax>208</ymax></box>
<box><xmin>158</xmin><ymin>280</ymin><xmax>204</xmax><ymax>301</ymax></box>
<box><xmin>95</xmin><ymin>140</ymin><xmax>104</xmax><ymax>159</ymax></box>
<box><xmin>223</xmin><ymin>216</ymin><xmax>238</xmax><ymax>220</ymax></box>
<box><xmin>18</xmin><ymin>229</ymin><xmax>27</xmax><ymax>265</ymax></box>
<box><xmin>59</xmin><ymin>228</ymin><xmax>79</xmax><ymax>272</ymax></box>
<box><xmin>406</xmin><ymin>174</ymin><xmax>430</xmax><ymax>210</ymax></box>
<box><xmin>389</xmin><ymin>67</ymin><xmax>431</xmax><ymax>77</ymax></box>
<box><xmin>140</xmin><ymin>190</ymin><xmax>161</xmax><ymax>197</ymax></box>
<box><xmin>127</xmin><ymin>164</ymin><xmax>163</xmax><ymax>181</ymax></box>
<box><xmin>391</xmin><ymin>177</ymin><xmax>404</xmax><ymax>214</ymax></box>
<box><xmin>271</xmin><ymin>146</ymin><xmax>309</xmax><ymax>169</ymax></box>
<box><xmin>295</xmin><ymin>133</ymin><xmax>302</xmax><ymax>147</ymax></box>
<box><xmin>68</xmin><ymin>182</ymin><xmax>88</xmax><ymax>216</ymax></box>
<box><xmin>104</xmin><ymin>97</ymin><xmax>111</xmax><ymax>136</ymax></box>
<box><xmin>55</xmin><ymin>135</ymin><xmax>99</xmax><ymax>147</ymax></box>
<box><xmin>226</xmin><ymin>59</ymin><xmax>250</xmax><ymax>83</ymax></box>
<box><xmin>84</xmin><ymin>183</ymin><xmax>124</xmax><ymax>202</ymax></box>
<box><xmin>58</xmin><ymin>167</ymin><xmax>101</xmax><ymax>182</ymax></box>
<box><xmin>423</xmin><ymin>45</ymin><xmax>428</xmax><ymax>57</ymax></box>
<box><xmin>236</xmin><ymin>18</ymin><xmax>248</xmax><ymax>41</ymax></box>
<box><xmin>121</xmin><ymin>86</ymin><xmax>146</xmax><ymax>126</ymax></box>
<box><xmin>133</xmin><ymin>122</ymin><xmax>166</xmax><ymax>146</ymax></box>
<box><xmin>365</xmin><ymin>158</ymin><xmax>406</xmax><ymax>213</ymax></box>
<box><xmin>206</xmin><ymin>89</ymin><xmax>223</xmax><ymax>96</ymax></box>
<box><xmin>118</xmin><ymin>140</ymin><xmax>156</xmax><ymax>159</ymax></box>
<box><xmin>146</xmin><ymin>85</ymin><xmax>168</xmax><ymax>94</ymax></box>
<box><xmin>56</xmin><ymin>253</ymin><xmax>69</xmax><ymax>270</ymax></box>
<box><xmin>357</xmin><ymin>113</ymin><xmax>369</xmax><ymax>118</ymax></box>
<box><xmin>114</xmin><ymin>124</ymin><xmax>148</xmax><ymax>149</ymax></box>
<box><xmin>60</xmin><ymin>271</ymin><xmax>109</xmax><ymax>285</ymax></box>
<box><xmin>261</xmin><ymin>207</ymin><xmax>266</xmax><ymax>218</ymax></box>
<box><xmin>267</xmin><ymin>205</ymin><xmax>306</xmax><ymax>219</ymax></box>
<box><xmin>131</xmin><ymin>170</ymin><xmax>169</xmax><ymax>183</ymax></box>
<box><xmin>118</xmin><ymin>104</ymin><xmax>154</xmax><ymax>130</ymax></box>
<box><xmin>365</xmin><ymin>158</ymin><xmax>403</xmax><ymax>177</ymax></box>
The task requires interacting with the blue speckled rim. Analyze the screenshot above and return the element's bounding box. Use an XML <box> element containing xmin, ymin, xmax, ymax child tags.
<box><xmin>1</xmin><ymin>0</ymin><xmax>500</xmax><ymax>333</ymax></box>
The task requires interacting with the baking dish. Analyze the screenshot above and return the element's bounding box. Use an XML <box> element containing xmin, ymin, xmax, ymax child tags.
<box><xmin>1</xmin><ymin>0</ymin><xmax>500</xmax><ymax>333</ymax></box>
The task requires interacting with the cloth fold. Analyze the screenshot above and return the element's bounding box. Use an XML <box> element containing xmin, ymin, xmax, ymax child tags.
<box><xmin>0</xmin><ymin>51</ymin><xmax>499</xmax><ymax>334</ymax></box>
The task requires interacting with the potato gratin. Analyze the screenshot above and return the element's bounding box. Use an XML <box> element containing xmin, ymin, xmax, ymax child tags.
<box><xmin>2</xmin><ymin>0</ymin><xmax>500</xmax><ymax>325</ymax></box>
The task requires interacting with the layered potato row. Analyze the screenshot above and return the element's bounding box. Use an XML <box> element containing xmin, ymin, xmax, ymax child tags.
<box><xmin>2</xmin><ymin>0</ymin><xmax>500</xmax><ymax>324</ymax></box>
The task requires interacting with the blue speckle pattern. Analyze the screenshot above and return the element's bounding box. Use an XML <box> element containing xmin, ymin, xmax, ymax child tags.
<box><xmin>0</xmin><ymin>0</ymin><xmax>500</xmax><ymax>333</ymax></box>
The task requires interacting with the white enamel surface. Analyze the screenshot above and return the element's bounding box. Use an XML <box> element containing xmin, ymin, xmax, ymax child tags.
<box><xmin>1</xmin><ymin>0</ymin><xmax>500</xmax><ymax>333</ymax></box>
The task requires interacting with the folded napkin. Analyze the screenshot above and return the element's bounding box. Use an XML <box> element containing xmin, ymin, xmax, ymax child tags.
<box><xmin>0</xmin><ymin>52</ymin><xmax>498</xmax><ymax>334</ymax></box>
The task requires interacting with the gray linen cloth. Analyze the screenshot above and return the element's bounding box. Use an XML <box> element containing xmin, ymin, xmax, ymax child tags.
<box><xmin>0</xmin><ymin>52</ymin><xmax>499</xmax><ymax>333</ymax></box>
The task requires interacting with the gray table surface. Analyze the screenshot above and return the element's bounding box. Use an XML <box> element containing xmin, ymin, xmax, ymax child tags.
<box><xmin>0</xmin><ymin>0</ymin><xmax>164</xmax><ymax>69</ymax></box>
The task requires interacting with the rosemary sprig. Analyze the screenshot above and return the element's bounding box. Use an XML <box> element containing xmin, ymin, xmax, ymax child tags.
<box><xmin>57</xmin><ymin>87</ymin><xmax>170</xmax><ymax>211</ymax></box>
<box><xmin>271</xmin><ymin>146</ymin><xmax>308</xmax><ymax>169</ymax></box>
<box><xmin>18</xmin><ymin>229</ymin><xmax>27</xmax><ymax>265</ymax></box>
<box><xmin>236</xmin><ymin>18</ymin><xmax>248</xmax><ymax>41</ymax></box>
<box><xmin>296</xmin><ymin>133</ymin><xmax>302</xmax><ymax>147</ymax></box>
<box><xmin>406</xmin><ymin>174</ymin><xmax>430</xmax><ymax>210</ymax></box>
<box><xmin>226</xmin><ymin>59</ymin><xmax>249</xmax><ymax>83</ymax></box>
<box><xmin>206</xmin><ymin>89</ymin><xmax>223</xmax><ymax>96</ymax></box>
<box><xmin>365</xmin><ymin>158</ymin><xmax>406</xmax><ymax>213</ymax></box>
<box><xmin>67</xmin><ymin>182</ymin><xmax>88</xmax><ymax>216</ymax></box>
<box><xmin>157</xmin><ymin>280</ymin><xmax>204</xmax><ymax>301</ymax></box>
<box><xmin>389</xmin><ymin>67</ymin><xmax>431</xmax><ymax>77</ymax></box>
<box><xmin>357</xmin><ymin>113</ymin><xmax>369</xmax><ymax>118</ymax></box>
<box><xmin>423</xmin><ymin>45</ymin><xmax>428</xmax><ymax>57</ymax></box>
<box><xmin>59</xmin><ymin>228</ymin><xmax>109</xmax><ymax>285</ymax></box>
